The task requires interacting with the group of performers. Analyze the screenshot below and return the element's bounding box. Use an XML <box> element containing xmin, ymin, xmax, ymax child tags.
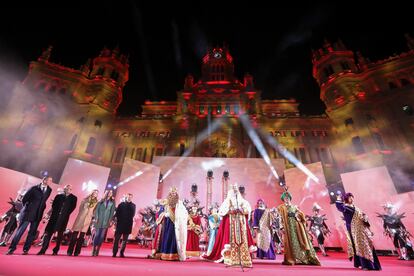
<box><xmin>1</xmin><ymin>176</ymin><xmax>413</xmax><ymax>271</ymax></box>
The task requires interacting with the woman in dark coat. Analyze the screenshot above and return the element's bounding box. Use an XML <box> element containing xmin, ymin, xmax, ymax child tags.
<box><xmin>38</xmin><ymin>184</ymin><xmax>77</xmax><ymax>255</ymax></box>
<box><xmin>113</xmin><ymin>193</ymin><xmax>136</xmax><ymax>257</ymax></box>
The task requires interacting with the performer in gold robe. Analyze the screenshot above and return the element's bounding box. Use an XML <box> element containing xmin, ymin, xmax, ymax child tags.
<box><xmin>277</xmin><ymin>191</ymin><xmax>320</xmax><ymax>266</ymax></box>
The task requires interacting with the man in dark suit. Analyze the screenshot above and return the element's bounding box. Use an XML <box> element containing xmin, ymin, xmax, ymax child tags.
<box><xmin>37</xmin><ymin>184</ymin><xmax>77</xmax><ymax>255</ymax></box>
<box><xmin>6</xmin><ymin>176</ymin><xmax>52</xmax><ymax>255</ymax></box>
<box><xmin>112</xmin><ymin>193</ymin><xmax>136</xmax><ymax>257</ymax></box>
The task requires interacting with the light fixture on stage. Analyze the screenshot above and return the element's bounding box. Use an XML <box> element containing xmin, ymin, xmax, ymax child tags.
<box><xmin>403</xmin><ymin>105</ymin><xmax>413</xmax><ymax>116</ymax></box>
<box><xmin>223</xmin><ymin>170</ymin><xmax>229</xmax><ymax>178</ymax></box>
<box><xmin>278</xmin><ymin>175</ymin><xmax>286</xmax><ymax>187</ymax></box>
<box><xmin>207</xmin><ymin>170</ymin><xmax>213</xmax><ymax>178</ymax></box>
<box><xmin>40</xmin><ymin>170</ymin><xmax>49</xmax><ymax>178</ymax></box>
<box><xmin>239</xmin><ymin>185</ymin><xmax>245</xmax><ymax>196</ymax></box>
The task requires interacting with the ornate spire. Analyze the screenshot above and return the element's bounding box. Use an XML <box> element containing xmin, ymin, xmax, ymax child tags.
<box><xmin>405</xmin><ymin>33</ymin><xmax>414</xmax><ymax>50</ymax></box>
<box><xmin>38</xmin><ymin>45</ymin><xmax>53</xmax><ymax>62</ymax></box>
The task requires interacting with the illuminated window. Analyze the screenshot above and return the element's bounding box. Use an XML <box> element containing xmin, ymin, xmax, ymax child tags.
<box><xmin>299</xmin><ymin>148</ymin><xmax>308</xmax><ymax>164</ymax></box>
<box><xmin>225</xmin><ymin>104</ymin><xmax>230</xmax><ymax>113</ymax></box>
<box><xmin>340</xmin><ymin>62</ymin><xmax>350</xmax><ymax>70</ymax></box>
<box><xmin>135</xmin><ymin>148</ymin><xmax>142</xmax><ymax>160</ymax></box>
<box><xmin>403</xmin><ymin>105</ymin><xmax>413</xmax><ymax>116</ymax></box>
<box><xmin>352</xmin><ymin>136</ymin><xmax>365</xmax><ymax>155</ymax></box>
<box><xmin>217</xmin><ymin>105</ymin><xmax>222</xmax><ymax>114</ymax></box>
<box><xmin>179</xmin><ymin>143</ymin><xmax>185</xmax><ymax>156</ymax></box>
<box><xmin>344</xmin><ymin>118</ymin><xmax>354</xmax><ymax>126</ymax></box>
<box><xmin>388</xmin><ymin>82</ymin><xmax>398</xmax><ymax>89</ymax></box>
<box><xmin>156</xmin><ymin>148</ymin><xmax>163</xmax><ymax>156</ymax></box>
<box><xmin>142</xmin><ymin>148</ymin><xmax>147</xmax><ymax>162</ymax></box>
<box><xmin>323</xmin><ymin>65</ymin><xmax>334</xmax><ymax>78</ymax></box>
<box><xmin>97</xmin><ymin>67</ymin><xmax>105</xmax><ymax>75</ymax></box>
<box><xmin>114</xmin><ymin>147</ymin><xmax>124</xmax><ymax>163</ymax></box>
<box><xmin>85</xmin><ymin>137</ymin><xmax>96</xmax><ymax>154</ymax></box>
<box><xmin>94</xmin><ymin>120</ymin><xmax>102</xmax><ymax>128</ymax></box>
<box><xmin>372</xmin><ymin>133</ymin><xmax>386</xmax><ymax>150</ymax></box>
<box><xmin>199</xmin><ymin>105</ymin><xmax>205</xmax><ymax>114</ymax></box>
<box><xmin>400</xmin><ymin>78</ymin><xmax>411</xmax><ymax>86</ymax></box>
<box><xmin>234</xmin><ymin>105</ymin><xmax>239</xmax><ymax>114</ymax></box>
<box><xmin>68</xmin><ymin>134</ymin><xmax>77</xmax><ymax>150</ymax></box>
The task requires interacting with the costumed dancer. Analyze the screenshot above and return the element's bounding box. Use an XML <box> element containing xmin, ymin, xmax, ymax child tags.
<box><xmin>307</xmin><ymin>203</ymin><xmax>330</xmax><ymax>256</ymax></box>
<box><xmin>377</xmin><ymin>202</ymin><xmax>413</xmax><ymax>260</ymax></box>
<box><xmin>335</xmin><ymin>193</ymin><xmax>381</xmax><ymax>270</ymax></box>
<box><xmin>253</xmin><ymin>199</ymin><xmax>276</xmax><ymax>260</ymax></box>
<box><xmin>270</xmin><ymin>207</ymin><xmax>283</xmax><ymax>254</ymax></box>
<box><xmin>150</xmin><ymin>186</ymin><xmax>188</xmax><ymax>261</ymax></box>
<box><xmin>0</xmin><ymin>193</ymin><xmax>24</xmax><ymax>246</ymax></box>
<box><xmin>206</xmin><ymin>204</ymin><xmax>220</xmax><ymax>256</ymax></box>
<box><xmin>186</xmin><ymin>204</ymin><xmax>202</xmax><ymax>257</ymax></box>
<box><xmin>202</xmin><ymin>183</ymin><xmax>256</xmax><ymax>268</ymax></box>
<box><xmin>277</xmin><ymin>190</ymin><xmax>320</xmax><ymax>265</ymax></box>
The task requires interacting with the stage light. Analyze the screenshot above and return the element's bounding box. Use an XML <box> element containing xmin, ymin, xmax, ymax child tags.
<box><xmin>329</xmin><ymin>192</ymin><xmax>334</xmax><ymax>196</ymax></box>
<box><xmin>107</xmin><ymin>184</ymin><xmax>112</xmax><ymax>188</ymax></box>
<box><xmin>160</xmin><ymin>118</ymin><xmax>224</xmax><ymax>181</ymax></box>
<box><xmin>258</xmin><ymin>128</ymin><xmax>319</xmax><ymax>183</ymax></box>
<box><xmin>40</xmin><ymin>170</ymin><xmax>49</xmax><ymax>177</ymax></box>
<box><xmin>239</xmin><ymin>114</ymin><xmax>279</xmax><ymax>180</ymax></box>
<box><xmin>223</xmin><ymin>170</ymin><xmax>229</xmax><ymax>178</ymax></box>
<box><xmin>113</xmin><ymin>186</ymin><xmax>118</xmax><ymax>190</ymax></box>
<box><xmin>402</xmin><ymin>105</ymin><xmax>413</xmax><ymax>115</ymax></box>
<box><xmin>207</xmin><ymin>170</ymin><xmax>213</xmax><ymax>178</ymax></box>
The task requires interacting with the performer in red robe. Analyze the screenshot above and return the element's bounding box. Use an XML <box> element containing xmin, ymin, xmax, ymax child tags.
<box><xmin>202</xmin><ymin>184</ymin><xmax>256</xmax><ymax>267</ymax></box>
<box><xmin>186</xmin><ymin>205</ymin><xmax>202</xmax><ymax>257</ymax></box>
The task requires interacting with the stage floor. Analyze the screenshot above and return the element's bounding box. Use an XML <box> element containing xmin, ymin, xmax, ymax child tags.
<box><xmin>0</xmin><ymin>244</ymin><xmax>412</xmax><ymax>275</ymax></box>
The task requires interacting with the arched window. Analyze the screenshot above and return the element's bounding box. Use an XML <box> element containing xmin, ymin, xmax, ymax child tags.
<box><xmin>36</xmin><ymin>82</ymin><xmax>47</xmax><ymax>91</ymax></box>
<box><xmin>49</xmin><ymin>86</ymin><xmax>57</xmax><ymax>93</ymax></box>
<box><xmin>68</xmin><ymin>134</ymin><xmax>78</xmax><ymax>150</ymax></box>
<box><xmin>85</xmin><ymin>137</ymin><xmax>96</xmax><ymax>154</ymax></box>
<box><xmin>97</xmin><ymin>67</ymin><xmax>105</xmax><ymax>76</ymax></box>
<box><xmin>179</xmin><ymin>143</ymin><xmax>185</xmax><ymax>156</ymax></box>
<box><xmin>388</xmin><ymin>81</ymin><xmax>398</xmax><ymax>89</ymax></box>
<box><xmin>352</xmin><ymin>136</ymin><xmax>365</xmax><ymax>155</ymax></box>
<box><xmin>372</xmin><ymin>132</ymin><xmax>386</xmax><ymax>150</ymax></box>
<box><xmin>400</xmin><ymin>78</ymin><xmax>411</xmax><ymax>86</ymax></box>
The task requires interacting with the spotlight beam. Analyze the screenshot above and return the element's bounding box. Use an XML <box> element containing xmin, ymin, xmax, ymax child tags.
<box><xmin>239</xmin><ymin>114</ymin><xmax>279</xmax><ymax>180</ymax></box>
<box><xmin>259</xmin><ymin>128</ymin><xmax>319</xmax><ymax>183</ymax></box>
<box><xmin>161</xmin><ymin>117</ymin><xmax>225</xmax><ymax>181</ymax></box>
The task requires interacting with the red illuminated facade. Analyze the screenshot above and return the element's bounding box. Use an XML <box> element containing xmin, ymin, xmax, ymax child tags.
<box><xmin>1</xmin><ymin>36</ymin><xmax>413</xmax><ymax>191</ymax></box>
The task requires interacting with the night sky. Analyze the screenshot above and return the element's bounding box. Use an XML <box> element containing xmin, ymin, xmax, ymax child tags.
<box><xmin>0</xmin><ymin>2</ymin><xmax>412</xmax><ymax>116</ymax></box>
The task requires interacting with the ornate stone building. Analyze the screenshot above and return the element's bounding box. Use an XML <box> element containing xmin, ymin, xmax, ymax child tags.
<box><xmin>1</xmin><ymin>36</ymin><xmax>413</xmax><ymax>193</ymax></box>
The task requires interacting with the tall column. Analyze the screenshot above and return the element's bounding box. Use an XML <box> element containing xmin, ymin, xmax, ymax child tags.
<box><xmin>222</xmin><ymin>170</ymin><xmax>230</xmax><ymax>202</ymax></box>
<box><xmin>206</xmin><ymin>170</ymin><xmax>213</xmax><ymax>208</ymax></box>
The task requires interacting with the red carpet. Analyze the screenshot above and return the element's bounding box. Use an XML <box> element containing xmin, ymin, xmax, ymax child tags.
<box><xmin>0</xmin><ymin>244</ymin><xmax>412</xmax><ymax>276</ymax></box>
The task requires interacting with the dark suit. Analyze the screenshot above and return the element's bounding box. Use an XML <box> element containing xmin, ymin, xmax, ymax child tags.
<box><xmin>113</xmin><ymin>201</ymin><xmax>136</xmax><ymax>256</ymax></box>
<box><xmin>40</xmin><ymin>193</ymin><xmax>77</xmax><ymax>254</ymax></box>
<box><xmin>9</xmin><ymin>184</ymin><xmax>51</xmax><ymax>252</ymax></box>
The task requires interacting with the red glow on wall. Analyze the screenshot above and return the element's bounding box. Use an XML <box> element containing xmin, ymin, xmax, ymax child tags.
<box><xmin>213</xmin><ymin>88</ymin><xmax>225</xmax><ymax>93</ymax></box>
<box><xmin>335</xmin><ymin>96</ymin><xmax>345</xmax><ymax>105</ymax></box>
<box><xmin>205</xmin><ymin>81</ymin><xmax>230</xmax><ymax>85</ymax></box>
<box><xmin>182</xmin><ymin>93</ymin><xmax>191</xmax><ymax>100</ymax></box>
<box><xmin>357</xmin><ymin>91</ymin><xmax>366</xmax><ymax>100</ymax></box>
<box><xmin>15</xmin><ymin>141</ymin><xmax>25</xmax><ymax>147</ymax></box>
<box><xmin>38</xmin><ymin>103</ymin><xmax>47</xmax><ymax>113</ymax></box>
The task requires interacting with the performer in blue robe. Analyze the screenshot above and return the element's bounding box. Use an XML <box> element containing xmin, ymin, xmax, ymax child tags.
<box><xmin>253</xmin><ymin>199</ymin><xmax>276</xmax><ymax>260</ymax></box>
<box><xmin>335</xmin><ymin>193</ymin><xmax>381</xmax><ymax>270</ymax></box>
<box><xmin>206</xmin><ymin>205</ymin><xmax>220</xmax><ymax>256</ymax></box>
<box><xmin>151</xmin><ymin>187</ymin><xmax>188</xmax><ymax>261</ymax></box>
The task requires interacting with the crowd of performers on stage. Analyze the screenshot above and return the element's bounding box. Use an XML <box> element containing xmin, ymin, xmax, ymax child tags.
<box><xmin>1</xmin><ymin>176</ymin><xmax>413</xmax><ymax>271</ymax></box>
